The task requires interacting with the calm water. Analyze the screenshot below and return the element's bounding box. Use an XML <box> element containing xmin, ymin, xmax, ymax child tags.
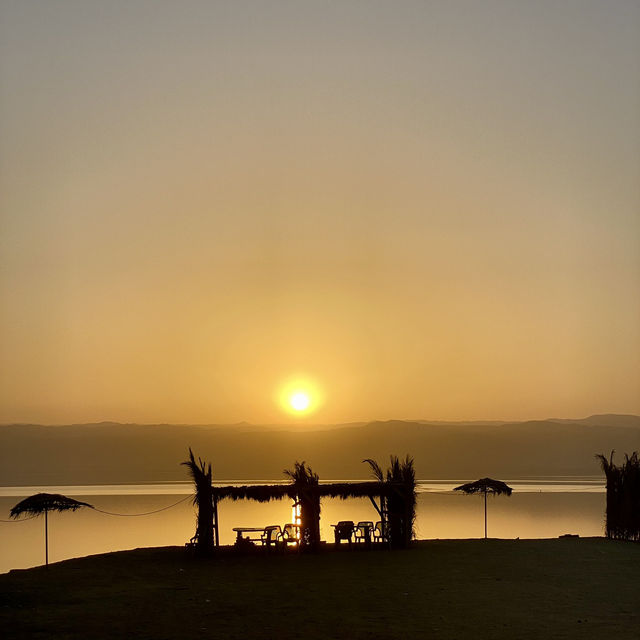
<box><xmin>0</xmin><ymin>478</ymin><xmax>605</xmax><ymax>574</ymax></box>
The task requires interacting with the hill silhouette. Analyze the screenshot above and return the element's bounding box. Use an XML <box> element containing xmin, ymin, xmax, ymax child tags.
<box><xmin>1</xmin><ymin>415</ymin><xmax>638</xmax><ymax>485</ymax></box>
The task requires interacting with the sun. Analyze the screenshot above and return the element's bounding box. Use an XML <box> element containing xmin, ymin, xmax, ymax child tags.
<box><xmin>278</xmin><ymin>377</ymin><xmax>322</xmax><ymax>417</ymax></box>
<box><xmin>289</xmin><ymin>391</ymin><xmax>311</xmax><ymax>412</ymax></box>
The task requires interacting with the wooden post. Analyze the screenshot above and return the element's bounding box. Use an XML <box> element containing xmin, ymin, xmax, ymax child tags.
<box><xmin>45</xmin><ymin>510</ymin><xmax>49</xmax><ymax>566</ymax></box>
<box><xmin>484</xmin><ymin>489</ymin><xmax>487</xmax><ymax>539</ymax></box>
<box><xmin>213</xmin><ymin>493</ymin><xmax>220</xmax><ymax>547</ymax></box>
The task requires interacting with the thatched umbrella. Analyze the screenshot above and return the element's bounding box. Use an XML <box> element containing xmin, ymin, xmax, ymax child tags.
<box><xmin>10</xmin><ymin>493</ymin><xmax>93</xmax><ymax>565</ymax></box>
<box><xmin>454</xmin><ymin>478</ymin><xmax>512</xmax><ymax>539</ymax></box>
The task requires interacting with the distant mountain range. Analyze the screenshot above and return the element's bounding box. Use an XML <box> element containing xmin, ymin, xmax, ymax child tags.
<box><xmin>1</xmin><ymin>414</ymin><xmax>638</xmax><ymax>486</ymax></box>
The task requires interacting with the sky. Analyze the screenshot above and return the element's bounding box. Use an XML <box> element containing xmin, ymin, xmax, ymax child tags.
<box><xmin>1</xmin><ymin>1</ymin><xmax>638</xmax><ymax>425</ymax></box>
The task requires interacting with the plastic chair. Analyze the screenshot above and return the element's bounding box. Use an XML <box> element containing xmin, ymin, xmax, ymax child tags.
<box><xmin>332</xmin><ymin>520</ymin><xmax>355</xmax><ymax>544</ymax></box>
<box><xmin>261</xmin><ymin>525</ymin><xmax>282</xmax><ymax>547</ymax></box>
<box><xmin>373</xmin><ymin>521</ymin><xmax>386</xmax><ymax>542</ymax></box>
<box><xmin>281</xmin><ymin>523</ymin><xmax>300</xmax><ymax>546</ymax></box>
<box><xmin>354</xmin><ymin>521</ymin><xmax>374</xmax><ymax>543</ymax></box>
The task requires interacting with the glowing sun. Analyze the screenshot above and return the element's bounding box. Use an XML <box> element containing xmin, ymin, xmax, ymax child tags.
<box><xmin>289</xmin><ymin>391</ymin><xmax>311</xmax><ymax>412</ymax></box>
<box><xmin>278</xmin><ymin>377</ymin><xmax>322</xmax><ymax>416</ymax></box>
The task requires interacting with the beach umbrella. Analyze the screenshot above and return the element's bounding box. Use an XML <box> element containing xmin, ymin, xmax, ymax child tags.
<box><xmin>454</xmin><ymin>478</ymin><xmax>512</xmax><ymax>539</ymax></box>
<box><xmin>10</xmin><ymin>493</ymin><xmax>93</xmax><ymax>565</ymax></box>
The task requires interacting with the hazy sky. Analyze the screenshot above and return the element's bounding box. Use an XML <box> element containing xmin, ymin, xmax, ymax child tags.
<box><xmin>1</xmin><ymin>1</ymin><xmax>638</xmax><ymax>424</ymax></box>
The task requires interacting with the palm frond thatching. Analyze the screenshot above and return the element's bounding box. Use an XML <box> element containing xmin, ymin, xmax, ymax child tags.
<box><xmin>10</xmin><ymin>493</ymin><xmax>93</xmax><ymax>518</ymax></box>
<box><xmin>211</xmin><ymin>470</ymin><xmax>404</xmax><ymax>549</ymax></box>
<box><xmin>10</xmin><ymin>493</ymin><xmax>93</xmax><ymax>566</ymax></box>
<box><xmin>385</xmin><ymin>455</ymin><xmax>417</xmax><ymax>548</ymax></box>
<box><xmin>318</xmin><ymin>482</ymin><xmax>389</xmax><ymax>499</ymax></box>
<box><xmin>182</xmin><ymin>448</ymin><xmax>215</xmax><ymax>555</ymax></box>
<box><xmin>597</xmin><ymin>450</ymin><xmax>640</xmax><ymax>541</ymax></box>
<box><xmin>283</xmin><ymin>461</ymin><xmax>319</xmax><ymax>486</ymax></box>
<box><xmin>363</xmin><ymin>458</ymin><xmax>384</xmax><ymax>482</ymax></box>
<box><xmin>207</xmin><ymin>456</ymin><xmax>417</xmax><ymax>550</ymax></box>
<box><xmin>359</xmin><ymin>455</ymin><xmax>416</xmax><ymax>548</ymax></box>
<box><xmin>454</xmin><ymin>477</ymin><xmax>512</xmax><ymax>539</ymax></box>
<box><xmin>454</xmin><ymin>478</ymin><xmax>513</xmax><ymax>496</ymax></box>
<box><xmin>214</xmin><ymin>484</ymin><xmax>296</xmax><ymax>502</ymax></box>
<box><xmin>213</xmin><ymin>481</ymin><xmax>400</xmax><ymax>502</ymax></box>
<box><xmin>284</xmin><ymin>461</ymin><xmax>321</xmax><ymax>549</ymax></box>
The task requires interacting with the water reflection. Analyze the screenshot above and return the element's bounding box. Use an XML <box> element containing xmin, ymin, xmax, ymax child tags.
<box><xmin>0</xmin><ymin>479</ymin><xmax>605</xmax><ymax>574</ymax></box>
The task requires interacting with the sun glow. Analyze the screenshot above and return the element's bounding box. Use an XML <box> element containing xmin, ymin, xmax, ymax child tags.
<box><xmin>278</xmin><ymin>377</ymin><xmax>322</xmax><ymax>417</ymax></box>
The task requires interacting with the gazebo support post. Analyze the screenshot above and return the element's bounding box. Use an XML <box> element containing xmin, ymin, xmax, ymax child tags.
<box><xmin>299</xmin><ymin>491</ymin><xmax>321</xmax><ymax>550</ymax></box>
<box><xmin>381</xmin><ymin>495</ymin><xmax>389</xmax><ymax>546</ymax></box>
<box><xmin>45</xmin><ymin>510</ymin><xmax>49</xmax><ymax>566</ymax></box>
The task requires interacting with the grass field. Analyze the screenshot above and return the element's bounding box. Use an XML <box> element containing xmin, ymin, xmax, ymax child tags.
<box><xmin>1</xmin><ymin>538</ymin><xmax>638</xmax><ymax>639</ymax></box>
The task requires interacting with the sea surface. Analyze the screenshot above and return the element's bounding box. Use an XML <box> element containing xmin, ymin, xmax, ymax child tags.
<box><xmin>0</xmin><ymin>477</ymin><xmax>605</xmax><ymax>574</ymax></box>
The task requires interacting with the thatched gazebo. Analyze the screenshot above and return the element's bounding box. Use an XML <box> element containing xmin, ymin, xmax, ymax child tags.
<box><xmin>214</xmin><ymin>476</ymin><xmax>396</xmax><ymax>550</ymax></box>
<box><xmin>184</xmin><ymin>452</ymin><xmax>417</xmax><ymax>551</ymax></box>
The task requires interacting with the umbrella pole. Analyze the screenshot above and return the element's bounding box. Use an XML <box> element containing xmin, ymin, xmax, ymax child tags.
<box><xmin>213</xmin><ymin>493</ymin><xmax>219</xmax><ymax>548</ymax></box>
<box><xmin>45</xmin><ymin>510</ymin><xmax>49</xmax><ymax>566</ymax></box>
<box><xmin>484</xmin><ymin>489</ymin><xmax>487</xmax><ymax>539</ymax></box>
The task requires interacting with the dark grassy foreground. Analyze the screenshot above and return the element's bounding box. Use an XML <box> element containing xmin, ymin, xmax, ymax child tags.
<box><xmin>1</xmin><ymin>539</ymin><xmax>638</xmax><ymax>639</ymax></box>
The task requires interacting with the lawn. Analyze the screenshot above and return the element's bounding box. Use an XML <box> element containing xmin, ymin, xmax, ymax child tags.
<box><xmin>1</xmin><ymin>538</ymin><xmax>638</xmax><ymax>639</ymax></box>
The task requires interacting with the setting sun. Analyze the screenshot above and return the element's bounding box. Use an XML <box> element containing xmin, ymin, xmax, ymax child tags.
<box><xmin>278</xmin><ymin>377</ymin><xmax>323</xmax><ymax>417</ymax></box>
<box><xmin>290</xmin><ymin>392</ymin><xmax>310</xmax><ymax>412</ymax></box>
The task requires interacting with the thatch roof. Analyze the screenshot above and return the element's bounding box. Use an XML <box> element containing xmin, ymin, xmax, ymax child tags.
<box><xmin>317</xmin><ymin>482</ymin><xmax>392</xmax><ymax>499</ymax></box>
<box><xmin>10</xmin><ymin>493</ymin><xmax>93</xmax><ymax>518</ymax></box>
<box><xmin>213</xmin><ymin>481</ymin><xmax>399</xmax><ymax>502</ymax></box>
<box><xmin>214</xmin><ymin>484</ymin><xmax>296</xmax><ymax>502</ymax></box>
<box><xmin>454</xmin><ymin>478</ymin><xmax>513</xmax><ymax>496</ymax></box>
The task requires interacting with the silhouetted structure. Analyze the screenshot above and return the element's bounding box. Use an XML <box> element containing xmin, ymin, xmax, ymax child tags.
<box><xmin>182</xmin><ymin>449</ymin><xmax>217</xmax><ymax>555</ymax></box>
<box><xmin>333</xmin><ymin>520</ymin><xmax>355</xmax><ymax>544</ymax></box>
<box><xmin>10</xmin><ymin>493</ymin><xmax>93</xmax><ymax>565</ymax></box>
<box><xmin>364</xmin><ymin>455</ymin><xmax>417</xmax><ymax>548</ymax></box>
<box><xmin>597</xmin><ymin>451</ymin><xmax>640</xmax><ymax>541</ymax></box>
<box><xmin>184</xmin><ymin>451</ymin><xmax>417</xmax><ymax>551</ymax></box>
<box><xmin>454</xmin><ymin>478</ymin><xmax>512</xmax><ymax>539</ymax></box>
<box><xmin>283</xmin><ymin>461</ymin><xmax>321</xmax><ymax>548</ymax></box>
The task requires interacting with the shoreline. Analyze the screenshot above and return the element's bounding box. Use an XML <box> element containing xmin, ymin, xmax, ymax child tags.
<box><xmin>1</xmin><ymin>535</ymin><xmax>608</xmax><ymax>575</ymax></box>
<box><xmin>2</xmin><ymin>538</ymin><xmax>638</xmax><ymax>639</ymax></box>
